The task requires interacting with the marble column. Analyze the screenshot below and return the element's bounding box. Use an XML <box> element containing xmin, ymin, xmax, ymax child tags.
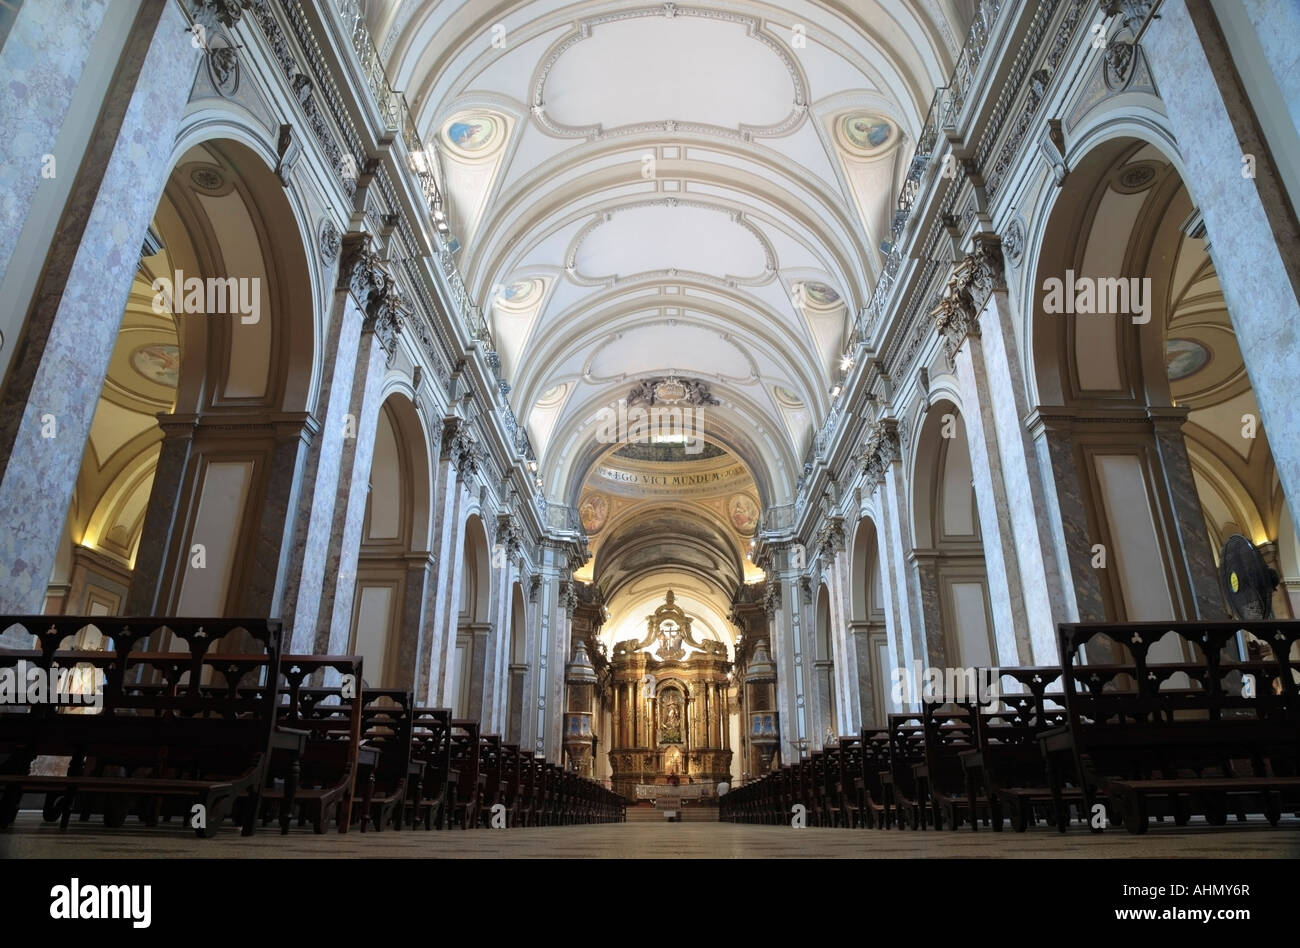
<box><xmin>281</xmin><ymin>272</ymin><xmax>366</xmax><ymax>652</ymax></box>
<box><xmin>0</xmin><ymin>1</ymin><xmax>200</xmax><ymax>615</ymax></box>
<box><xmin>123</xmin><ymin>415</ymin><xmax>198</xmax><ymax>617</ymax></box>
<box><xmin>935</xmin><ymin>240</ymin><xmax>1066</xmax><ymax>664</ymax></box>
<box><xmin>909</xmin><ymin>550</ymin><xmax>946</xmax><ymax>668</ymax></box>
<box><xmin>317</xmin><ymin>324</ymin><xmax>394</xmax><ymax>657</ymax></box>
<box><xmin>393</xmin><ymin>553</ymin><xmax>434</xmax><ymax>695</ymax></box>
<box><xmin>1026</xmin><ymin>410</ymin><xmax>1108</xmax><ymax>623</ymax></box>
<box><xmin>236</xmin><ymin>414</ymin><xmax>316</xmax><ymax>618</ymax></box>
<box><xmin>864</xmin><ymin>430</ymin><xmax>925</xmax><ymax>680</ymax></box>
<box><xmin>1143</xmin><ymin>0</ymin><xmax>1300</xmax><ymax>525</ymax></box>
<box><xmin>426</xmin><ymin>419</ymin><xmax>472</xmax><ymax>706</ymax></box>
<box><xmin>1149</xmin><ymin>407</ymin><xmax>1228</xmax><ymax>619</ymax></box>
<box><xmin>0</xmin><ymin>0</ymin><xmax>113</xmax><ymax>281</ymax></box>
<box><xmin>848</xmin><ymin>620</ymin><xmax>879</xmax><ymax>728</ymax></box>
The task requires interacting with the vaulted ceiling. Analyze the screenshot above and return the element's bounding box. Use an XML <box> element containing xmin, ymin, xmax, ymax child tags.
<box><xmin>371</xmin><ymin>0</ymin><xmax>972</xmax><ymax>508</ymax></box>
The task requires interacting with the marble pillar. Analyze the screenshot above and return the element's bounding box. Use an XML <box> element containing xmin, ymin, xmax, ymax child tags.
<box><xmin>317</xmin><ymin>327</ymin><xmax>391</xmax><ymax>656</ymax></box>
<box><xmin>236</xmin><ymin>414</ymin><xmax>316</xmax><ymax>618</ymax></box>
<box><xmin>282</xmin><ymin>284</ymin><xmax>365</xmax><ymax>652</ymax></box>
<box><xmin>1143</xmin><ymin>0</ymin><xmax>1300</xmax><ymax>525</ymax></box>
<box><xmin>0</xmin><ymin>1</ymin><xmax>200</xmax><ymax>617</ymax></box>
<box><xmin>1149</xmin><ymin>407</ymin><xmax>1228</xmax><ymax>619</ymax></box>
<box><xmin>0</xmin><ymin>0</ymin><xmax>112</xmax><ymax>281</ymax></box>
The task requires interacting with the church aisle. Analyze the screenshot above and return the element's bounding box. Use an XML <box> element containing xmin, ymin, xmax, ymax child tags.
<box><xmin>1</xmin><ymin>813</ymin><xmax>1295</xmax><ymax>859</ymax></box>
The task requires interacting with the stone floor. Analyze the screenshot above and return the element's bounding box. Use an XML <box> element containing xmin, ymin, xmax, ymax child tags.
<box><xmin>2</xmin><ymin>811</ymin><xmax>1297</xmax><ymax>858</ymax></box>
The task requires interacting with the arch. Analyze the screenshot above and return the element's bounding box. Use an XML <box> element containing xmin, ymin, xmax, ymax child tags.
<box><xmin>50</xmin><ymin>135</ymin><xmax>318</xmax><ymax>621</ymax></box>
<box><xmin>1025</xmin><ymin>132</ymin><xmax>1290</xmax><ymax>623</ymax></box>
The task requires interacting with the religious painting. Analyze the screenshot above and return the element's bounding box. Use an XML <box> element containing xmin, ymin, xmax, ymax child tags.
<box><xmin>838</xmin><ymin>113</ymin><xmax>897</xmax><ymax>158</ymax></box>
<box><xmin>728</xmin><ymin>493</ymin><xmax>759</xmax><ymax>535</ymax></box>
<box><xmin>1165</xmin><ymin>338</ymin><xmax>1211</xmax><ymax>381</ymax></box>
<box><xmin>659</xmin><ymin>687</ymin><xmax>684</xmax><ymax>744</ymax></box>
<box><xmin>442</xmin><ymin>113</ymin><xmax>503</xmax><ymax>157</ymax></box>
<box><xmin>578</xmin><ymin>492</ymin><xmax>608</xmax><ymax>534</ymax></box>
<box><xmin>130</xmin><ymin>344</ymin><xmax>180</xmax><ymax>387</ymax></box>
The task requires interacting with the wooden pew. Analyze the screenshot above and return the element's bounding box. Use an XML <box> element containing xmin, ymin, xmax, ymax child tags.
<box><xmin>1046</xmin><ymin>621</ymin><xmax>1300</xmax><ymax>834</ymax></box>
<box><xmin>448</xmin><ymin>719</ymin><xmax>482</xmax><ymax>829</ymax></box>
<box><xmin>0</xmin><ymin>616</ymin><xmax>283</xmax><ymax>837</ymax></box>
<box><xmin>258</xmin><ymin>655</ymin><xmax>365</xmax><ymax>834</ymax></box>
<box><xmin>915</xmin><ymin>700</ymin><xmax>990</xmax><ymax>830</ymax></box>
<box><xmin>355</xmin><ymin>688</ymin><xmax>417</xmax><ymax>832</ymax></box>
<box><xmin>859</xmin><ymin>728</ymin><xmax>891</xmax><ymax>828</ymax></box>
<box><xmin>476</xmin><ymin>734</ymin><xmax>508</xmax><ymax>827</ymax></box>
<box><xmin>881</xmin><ymin>714</ymin><xmax>929</xmax><ymax>829</ymax></box>
<box><xmin>406</xmin><ymin>707</ymin><xmax>453</xmax><ymax>829</ymax></box>
<box><xmin>958</xmin><ymin>668</ymin><xmax>1077</xmax><ymax>831</ymax></box>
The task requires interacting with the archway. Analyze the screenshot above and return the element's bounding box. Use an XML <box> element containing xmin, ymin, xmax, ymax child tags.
<box><xmin>48</xmin><ymin>138</ymin><xmax>316</xmax><ymax>634</ymax></box>
<box><xmin>1028</xmin><ymin>137</ymin><xmax>1292</xmax><ymax>642</ymax></box>
<box><xmin>351</xmin><ymin>394</ymin><xmax>433</xmax><ymax>689</ymax></box>
<box><xmin>455</xmin><ymin>513</ymin><xmax>493</xmax><ymax>718</ymax></box>
<box><xmin>910</xmin><ymin>399</ymin><xmax>995</xmax><ymax>667</ymax></box>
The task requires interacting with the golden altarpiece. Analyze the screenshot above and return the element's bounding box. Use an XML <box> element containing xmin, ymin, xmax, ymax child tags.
<box><xmin>605</xmin><ymin>591</ymin><xmax>733</xmax><ymax>798</ymax></box>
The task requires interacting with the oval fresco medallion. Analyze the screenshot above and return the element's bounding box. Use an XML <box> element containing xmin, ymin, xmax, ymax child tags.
<box><xmin>131</xmin><ymin>343</ymin><xmax>180</xmax><ymax>387</ymax></box>
<box><xmin>1165</xmin><ymin>338</ymin><xmax>1211</xmax><ymax>381</ymax></box>
<box><xmin>442</xmin><ymin>113</ymin><xmax>502</xmax><ymax>156</ymax></box>
<box><xmin>838</xmin><ymin>113</ymin><xmax>897</xmax><ymax>158</ymax></box>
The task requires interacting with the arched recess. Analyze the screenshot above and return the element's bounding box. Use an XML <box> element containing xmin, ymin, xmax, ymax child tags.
<box><xmin>455</xmin><ymin>512</ymin><xmax>493</xmax><ymax>719</ymax></box>
<box><xmin>813</xmin><ymin>582</ymin><xmax>837</xmax><ymax>745</ymax></box>
<box><xmin>505</xmin><ymin>581</ymin><xmax>527</xmax><ymax>744</ymax></box>
<box><xmin>849</xmin><ymin>515</ymin><xmax>890</xmax><ymax>725</ymax></box>
<box><xmin>909</xmin><ymin>399</ymin><xmax>994</xmax><ymax>668</ymax></box>
<box><xmin>1027</xmin><ymin>135</ymin><xmax>1291</xmax><ymax>639</ymax></box>
<box><xmin>48</xmin><ymin>136</ymin><xmax>317</xmax><ymax>628</ymax></box>
<box><xmin>351</xmin><ymin>393</ymin><xmax>433</xmax><ymax>688</ymax></box>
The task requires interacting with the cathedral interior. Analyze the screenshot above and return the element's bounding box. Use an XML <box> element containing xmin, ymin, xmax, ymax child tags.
<box><xmin>0</xmin><ymin>0</ymin><xmax>1299</xmax><ymax>897</ymax></box>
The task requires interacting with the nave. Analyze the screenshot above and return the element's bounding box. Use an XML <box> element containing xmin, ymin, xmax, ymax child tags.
<box><xmin>2</xmin><ymin>814</ymin><xmax>1296</xmax><ymax>861</ymax></box>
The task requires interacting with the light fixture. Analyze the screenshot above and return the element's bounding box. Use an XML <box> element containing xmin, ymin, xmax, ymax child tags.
<box><xmin>830</xmin><ymin>384</ymin><xmax>842</xmax><ymax>398</ymax></box>
<box><xmin>839</xmin><ymin>354</ymin><xmax>855</xmax><ymax>373</ymax></box>
<box><xmin>408</xmin><ymin>150</ymin><xmax>430</xmax><ymax>175</ymax></box>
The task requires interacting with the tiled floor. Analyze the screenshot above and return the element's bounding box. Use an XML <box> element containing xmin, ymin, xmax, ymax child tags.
<box><xmin>2</xmin><ymin>812</ymin><xmax>1297</xmax><ymax>858</ymax></box>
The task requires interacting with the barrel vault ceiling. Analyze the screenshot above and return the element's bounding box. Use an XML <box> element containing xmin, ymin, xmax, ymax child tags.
<box><xmin>367</xmin><ymin>0</ymin><xmax>973</xmax><ymax>610</ymax></box>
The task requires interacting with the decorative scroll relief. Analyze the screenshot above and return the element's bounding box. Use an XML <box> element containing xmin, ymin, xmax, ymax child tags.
<box><xmin>530</xmin><ymin>4</ymin><xmax>808</xmax><ymax>143</ymax></box>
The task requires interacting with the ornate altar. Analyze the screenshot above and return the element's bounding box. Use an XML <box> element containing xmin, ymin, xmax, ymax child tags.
<box><xmin>606</xmin><ymin>590</ymin><xmax>734</xmax><ymax>797</ymax></box>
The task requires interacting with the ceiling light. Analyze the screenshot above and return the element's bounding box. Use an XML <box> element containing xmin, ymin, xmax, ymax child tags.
<box><xmin>408</xmin><ymin>150</ymin><xmax>430</xmax><ymax>175</ymax></box>
<box><xmin>840</xmin><ymin>354</ymin><xmax>855</xmax><ymax>373</ymax></box>
<box><xmin>830</xmin><ymin>385</ymin><xmax>842</xmax><ymax>398</ymax></box>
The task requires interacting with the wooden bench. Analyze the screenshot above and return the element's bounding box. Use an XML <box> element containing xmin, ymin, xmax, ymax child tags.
<box><xmin>1047</xmin><ymin>621</ymin><xmax>1300</xmax><ymax>834</ymax></box>
<box><xmin>356</xmin><ymin>688</ymin><xmax>417</xmax><ymax>832</ymax></box>
<box><xmin>448</xmin><ymin>719</ymin><xmax>483</xmax><ymax>829</ymax></box>
<box><xmin>406</xmin><ymin>707</ymin><xmax>453</xmax><ymax>829</ymax></box>
<box><xmin>0</xmin><ymin>616</ymin><xmax>283</xmax><ymax>837</ymax></box>
<box><xmin>258</xmin><ymin>655</ymin><xmax>365</xmax><ymax>834</ymax></box>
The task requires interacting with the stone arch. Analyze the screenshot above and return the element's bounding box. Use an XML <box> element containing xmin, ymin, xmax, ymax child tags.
<box><xmin>53</xmin><ymin>135</ymin><xmax>318</xmax><ymax>624</ymax></box>
<box><xmin>350</xmin><ymin>392</ymin><xmax>435</xmax><ymax>688</ymax></box>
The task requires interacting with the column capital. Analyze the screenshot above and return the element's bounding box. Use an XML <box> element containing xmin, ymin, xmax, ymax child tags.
<box><xmin>860</xmin><ymin>418</ymin><xmax>900</xmax><ymax>484</ymax></box>
<box><xmin>813</xmin><ymin>515</ymin><xmax>845</xmax><ymax>560</ymax></box>
<box><xmin>440</xmin><ymin>416</ymin><xmax>480</xmax><ymax>478</ymax></box>
<box><xmin>931</xmin><ymin>235</ymin><xmax>1005</xmax><ymax>365</ymax></box>
<box><xmin>339</xmin><ymin>232</ymin><xmax>406</xmax><ymax>361</ymax></box>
